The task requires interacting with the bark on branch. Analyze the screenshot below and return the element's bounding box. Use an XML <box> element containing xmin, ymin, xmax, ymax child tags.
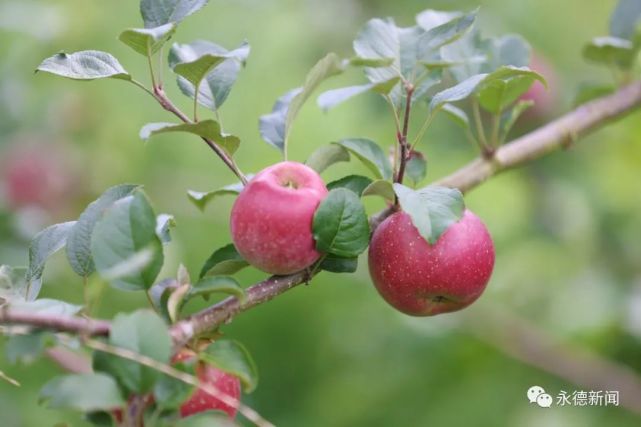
<box><xmin>1</xmin><ymin>81</ymin><xmax>641</xmax><ymax>347</ymax></box>
<box><xmin>173</xmin><ymin>80</ymin><xmax>641</xmax><ymax>344</ymax></box>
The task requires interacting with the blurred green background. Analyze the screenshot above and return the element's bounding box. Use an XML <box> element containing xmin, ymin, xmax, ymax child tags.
<box><xmin>1</xmin><ymin>0</ymin><xmax>641</xmax><ymax>426</ymax></box>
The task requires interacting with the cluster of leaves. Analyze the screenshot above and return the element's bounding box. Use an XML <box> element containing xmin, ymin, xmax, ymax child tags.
<box><xmin>188</xmin><ymin>9</ymin><xmax>546</xmax><ymax>280</ymax></box>
<box><xmin>0</xmin><ymin>182</ymin><xmax>256</xmax><ymax>426</ymax></box>
<box><xmin>577</xmin><ymin>0</ymin><xmax>641</xmax><ymax>104</ymax></box>
<box><xmin>3</xmin><ymin>0</ymin><xmax>260</xmax><ymax>424</ymax></box>
<box><xmin>37</xmin><ymin>0</ymin><xmax>248</xmax><ymax>157</ymax></box>
<box><xmin>255</xmin><ymin>7</ymin><xmax>544</xmax><ymax>258</ymax></box>
<box><xmin>12</xmin><ymin>0</ymin><xmax>630</xmax><ymax>423</ymax></box>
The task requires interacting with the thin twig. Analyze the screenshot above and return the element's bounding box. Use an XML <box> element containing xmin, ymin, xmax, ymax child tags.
<box><xmin>129</xmin><ymin>80</ymin><xmax>247</xmax><ymax>184</ymax></box>
<box><xmin>2</xmin><ymin>81</ymin><xmax>641</xmax><ymax>354</ymax></box>
<box><xmin>0</xmin><ymin>369</ymin><xmax>20</xmax><ymax>387</ymax></box>
<box><xmin>395</xmin><ymin>85</ymin><xmax>415</xmax><ymax>185</ymax></box>
<box><xmin>472</xmin><ymin>99</ymin><xmax>489</xmax><ymax>148</ymax></box>
<box><xmin>78</xmin><ymin>337</ymin><xmax>274</xmax><ymax>427</ymax></box>
<box><xmin>436</xmin><ymin>80</ymin><xmax>641</xmax><ymax>192</ymax></box>
<box><xmin>0</xmin><ymin>308</ymin><xmax>110</xmax><ymax>336</ymax></box>
<box><xmin>172</xmin><ymin>80</ymin><xmax>641</xmax><ymax>342</ymax></box>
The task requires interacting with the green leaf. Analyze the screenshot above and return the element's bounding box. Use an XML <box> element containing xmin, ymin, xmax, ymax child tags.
<box><xmin>100</xmin><ymin>310</ymin><xmax>172</xmax><ymax>394</ymax></box>
<box><xmin>169</xmin><ymin>41</ymin><xmax>250</xmax><ymax>111</ymax></box>
<box><xmin>610</xmin><ymin>0</ymin><xmax>641</xmax><ymax>40</ymax></box>
<box><xmin>416</xmin><ymin>10</ymin><xmax>464</xmax><ymax>31</ymax></box>
<box><xmin>156</xmin><ymin>214</ymin><xmax>176</xmax><ymax>244</ymax></box>
<box><xmin>317</xmin><ymin>76</ymin><xmax>400</xmax><ymax>111</ymax></box>
<box><xmin>441</xmin><ymin>31</ymin><xmax>531</xmax><ymax>83</ymax></box>
<box><xmin>26</xmin><ymin>221</ymin><xmax>76</xmax><ymax>301</ymax></box>
<box><xmin>440</xmin><ymin>29</ymin><xmax>488</xmax><ymax>82</ymax></box>
<box><xmin>416</xmin><ymin>9</ymin><xmax>477</xmax><ymax>60</ymax></box>
<box><xmin>167</xmin><ymin>283</ymin><xmax>191</xmax><ymax>323</ymax></box>
<box><xmin>118</xmin><ymin>23</ymin><xmax>176</xmax><ymax>56</ymax></box>
<box><xmin>305</xmin><ymin>144</ymin><xmax>350</xmax><ymax>174</ymax></box>
<box><xmin>148</xmin><ymin>278</ymin><xmax>179</xmax><ymax>321</ymax></box>
<box><xmin>583</xmin><ymin>36</ymin><xmax>637</xmax><ymax>68</ymax></box>
<box><xmin>201</xmin><ymin>340</ymin><xmax>258</xmax><ymax>393</ymax></box>
<box><xmin>477</xmin><ymin>74</ymin><xmax>542</xmax><ymax>114</ymax></box>
<box><xmin>5</xmin><ymin>331</ymin><xmax>55</xmax><ymax>364</ymax></box>
<box><xmin>8</xmin><ymin>299</ymin><xmax>83</xmax><ymax>316</ymax></box>
<box><xmin>430</xmin><ymin>73</ymin><xmax>488</xmax><ymax>112</ymax></box>
<box><xmin>362</xmin><ymin>179</ymin><xmax>395</xmax><ymax>201</ymax></box>
<box><xmin>353</xmin><ymin>18</ymin><xmax>401</xmax><ymax>87</ymax></box>
<box><xmin>312</xmin><ymin>188</ymin><xmax>370</xmax><ymax>258</ymax></box>
<box><xmin>284</xmin><ymin>53</ymin><xmax>345</xmax><ymax>149</ymax></box>
<box><xmin>187</xmin><ymin>178</ymin><xmax>247</xmax><ymax>212</ymax></box>
<box><xmin>260</xmin><ymin>53</ymin><xmax>345</xmax><ymax>154</ymax></box>
<box><xmin>0</xmin><ymin>265</ymin><xmax>28</xmax><ymax>302</ymax></box>
<box><xmin>319</xmin><ymin>255</ymin><xmax>358</xmax><ymax>273</ymax></box>
<box><xmin>573</xmin><ymin>82</ymin><xmax>616</xmax><ymax>107</ymax></box>
<box><xmin>430</xmin><ymin>66</ymin><xmax>545</xmax><ymax>113</ymax></box>
<box><xmin>36</xmin><ymin>51</ymin><xmax>130</xmax><ymax>81</ymax></box>
<box><xmin>410</xmin><ymin>71</ymin><xmax>441</xmax><ymax>105</ymax></box>
<box><xmin>140</xmin><ymin>0</ymin><xmax>208</xmax><ymax>28</ymax></box>
<box><xmin>334</xmin><ymin>138</ymin><xmax>392</xmax><ymax>180</ymax></box>
<box><xmin>91</xmin><ymin>191</ymin><xmax>163</xmax><ymax>291</ymax></box>
<box><xmin>39</xmin><ymin>374</ymin><xmax>124</xmax><ymax>412</ymax></box>
<box><xmin>500</xmin><ymin>100</ymin><xmax>534</xmax><ymax>142</ymax></box>
<box><xmin>173</xmin><ymin>54</ymin><xmax>227</xmax><ymax>88</ymax></box>
<box><xmin>441</xmin><ymin>103</ymin><xmax>470</xmax><ymax>129</ymax></box>
<box><xmin>406</xmin><ymin>152</ymin><xmax>427</xmax><ymax>185</ymax></box>
<box><xmin>259</xmin><ymin>88</ymin><xmax>302</xmax><ymax>153</ymax></box>
<box><xmin>66</xmin><ymin>184</ymin><xmax>139</xmax><ymax>278</ymax></box>
<box><xmin>326</xmin><ymin>175</ymin><xmax>373</xmax><ymax>196</ymax></box>
<box><xmin>346</xmin><ymin>57</ymin><xmax>395</xmax><ymax>67</ymax></box>
<box><xmin>393</xmin><ymin>184</ymin><xmax>465</xmax><ymax>244</ymax></box>
<box><xmin>199</xmin><ymin>243</ymin><xmax>249</xmax><ymax>278</ymax></box>
<box><xmin>140</xmin><ymin>120</ymin><xmax>239</xmax><ymax>156</ymax></box>
<box><xmin>99</xmin><ymin>248</ymin><xmax>156</xmax><ymax>284</ymax></box>
<box><xmin>153</xmin><ymin>363</ymin><xmax>194</xmax><ymax>410</ymax></box>
<box><xmin>485</xmin><ymin>34</ymin><xmax>532</xmax><ymax>71</ymax></box>
<box><xmin>187</xmin><ymin>276</ymin><xmax>246</xmax><ymax>303</ymax></box>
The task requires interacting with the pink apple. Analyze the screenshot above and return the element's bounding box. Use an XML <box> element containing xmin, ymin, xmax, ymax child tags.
<box><xmin>0</xmin><ymin>141</ymin><xmax>78</xmax><ymax>211</ymax></box>
<box><xmin>173</xmin><ymin>349</ymin><xmax>241</xmax><ymax>419</ymax></box>
<box><xmin>520</xmin><ymin>53</ymin><xmax>559</xmax><ymax>120</ymax></box>
<box><xmin>368</xmin><ymin>210</ymin><xmax>495</xmax><ymax>316</ymax></box>
<box><xmin>230</xmin><ymin>161</ymin><xmax>328</xmax><ymax>275</ymax></box>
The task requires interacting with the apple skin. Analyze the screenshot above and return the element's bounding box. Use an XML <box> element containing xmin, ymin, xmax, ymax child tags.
<box><xmin>520</xmin><ymin>53</ymin><xmax>559</xmax><ymax>120</ymax></box>
<box><xmin>0</xmin><ymin>142</ymin><xmax>77</xmax><ymax>211</ymax></box>
<box><xmin>368</xmin><ymin>210</ymin><xmax>495</xmax><ymax>316</ymax></box>
<box><xmin>174</xmin><ymin>350</ymin><xmax>241</xmax><ymax>419</ymax></box>
<box><xmin>230</xmin><ymin>161</ymin><xmax>328</xmax><ymax>275</ymax></box>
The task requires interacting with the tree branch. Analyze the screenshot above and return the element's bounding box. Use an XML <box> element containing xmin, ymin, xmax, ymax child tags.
<box><xmin>151</xmin><ymin>87</ymin><xmax>248</xmax><ymax>185</ymax></box>
<box><xmin>464</xmin><ymin>307</ymin><xmax>641</xmax><ymax>415</ymax></box>
<box><xmin>2</xmin><ymin>81</ymin><xmax>641</xmax><ymax>351</ymax></box>
<box><xmin>173</xmin><ymin>80</ymin><xmax>641</xmax><ymax>343</ymax></box>
<box><xmin>0</xmin><ymin>308</ymin><xmax>110</xmax><ymax>337</ymax></box>
<box><xmin>436</xmin><ymin>80</ymin><xmax>641</xmax><ymax>192</ymax></box>
<box><xmin>170</xmin><ymin>271</ymin><xmax>308</xmax><ymax>347</ymax></box>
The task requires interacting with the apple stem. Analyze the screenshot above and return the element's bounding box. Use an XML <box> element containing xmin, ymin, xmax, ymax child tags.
<box><xmin>3</xmin><ymin>81</ymin><xmax>641</xmax><ymax>420</ymax></box>
<box><xmin>395</xmin><ymin>84</ymin><xmax>415</xmax><ymax>187</ymax></box>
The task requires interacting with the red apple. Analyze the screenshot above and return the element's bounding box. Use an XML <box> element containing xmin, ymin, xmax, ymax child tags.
<box><xmin>520</xmin><ymin>53</ymin><xmax>559</xmax><ymax>120</ymax></box>
<box><xmin>230</xmin><ymin>161</ymin><xmax>328</xmax><ymax>275</ymax></box>
<box><xmin>173</xmin><ymin>350</ymin><xmax>241</xmax><ymax>419</ymax></box>
<box><xmin>0</xmin><ymin>141</ymin><xmax>78</xmax><ymax>212</ymax></box>
<box><xmin>368</xmin><ymin>210</ymin><xmax>495</xmax><ymax>316</ymax></box>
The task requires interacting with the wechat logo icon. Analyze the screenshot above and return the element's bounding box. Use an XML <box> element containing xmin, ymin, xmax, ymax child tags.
<box><xmin>527</xmin><ymin>385</ymin><xmax>553</xmax><ymax>408</ymax></box>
